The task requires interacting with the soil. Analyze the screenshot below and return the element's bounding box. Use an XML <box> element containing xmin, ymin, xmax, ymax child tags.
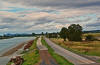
<box><xmin>39</xmin><ymin>50</ymin><xmax>58</xmax><ymax>65</ymax></box>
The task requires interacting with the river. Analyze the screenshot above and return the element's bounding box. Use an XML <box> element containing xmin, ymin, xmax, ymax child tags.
<box><xmin>0</xmin><ymin>37</ymin><xmax>35</xmax><ymax>65</ymax></box>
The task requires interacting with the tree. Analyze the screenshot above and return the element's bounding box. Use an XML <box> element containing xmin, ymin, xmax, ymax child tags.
<box><xmin>60</xmin><ymin>27</ymin><xmax>68</xmax><ymax>41</ymax></box>
<box><xmin>32</xmin><ymin>33</ymin><xmax>35</xmax><ymax>36</ymax></box>
<box><xmin>67</xmin><ymin>24</ymin><xmax>82</xmax><ymax>41</ymax></box>
<box><xmin>48</xmin><ymin>33</ymin><xmax>58</xmax><ymax>38</ymax></box>
<box><xmin>41</xmin><ymin>32</ymin><xmax>44</xmax><ymax>35</ymax></box>
<box><xmin>45</xmin><ymin>32</ymin><xmax>49</xmax><ymax>37</ymax></box>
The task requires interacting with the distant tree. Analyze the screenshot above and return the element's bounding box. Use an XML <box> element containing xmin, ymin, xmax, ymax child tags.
<box><xmin>45</xmin><ymin>32</ymin><xmax>49</xmax><ymax>37</ymax></box>
<box><xmin>46</xmin><ymin>32</ymin><xmax>48</xmax><ymax>35</ymax></box>
<box><xmin>47</xmin><ymin>33</ymin><xmax>57</xmax><ymax>38</ymax></box>
<box><xmin>32</xmin><ymin>33</ymin><xmax>35</xmax><ymax>36</ymax></box>
<box><xmin>68</xmin><ymin>24</ymin><xmax>82</xmax><ymax>41</ymax></box>
<box><xmin>52</xmin><ymin>32</ymin><xmax>58</xmax><ymax>38</ymax></box>
<box><xmin>41</xmin><ymin>32</ymin><xmax>44</xmax><ymax>35</ymax></box>
<box><xmin>60</xmin><ymin>27</ymin><xmax>68</xmax><ymax>41</ymax></box>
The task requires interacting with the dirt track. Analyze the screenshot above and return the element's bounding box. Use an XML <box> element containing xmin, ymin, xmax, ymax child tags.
<box><xmin>37</xmin><ymin>37</ymin><xmax>58</xmax><ymax>65</ymax></box>
<box><xmin>39</xmin><ymin>50</ymin><xmax>58</xmax><ymax>65</ymax></box>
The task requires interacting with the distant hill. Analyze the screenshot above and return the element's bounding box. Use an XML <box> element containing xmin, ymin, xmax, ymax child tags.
<box><xmin>83</xmin><ymin>30</ymin><xmax>100</xmax><ymax>33</ymax></box>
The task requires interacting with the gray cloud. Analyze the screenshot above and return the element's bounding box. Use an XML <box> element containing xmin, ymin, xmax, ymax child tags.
<box><xmin>34</xmin><ymin>17</ymin><xmax>54</xmax><ymax>25</ymax></box>
<box><xmin>2</xmin><ymin>0</ymin><xmax>100</xmax><ymax>9</ymax></box>
<box><xmin>0</xmin><ymin>0</ymin><xmax>100</xmax><ymax>34</ymax></box>
<box><xmin>2</xmin><ymin>17</ymin><xmax>17</xmax><ymax>23</ymax></box>
<box><xmin>75</xmin><ymin>1</ymin><xmax>100</xmax><ymax>7</ymax></box>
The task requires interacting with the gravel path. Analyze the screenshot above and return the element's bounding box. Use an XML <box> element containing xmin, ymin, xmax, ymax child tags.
<box><xmin>44</xmin><ymin>38</ymin><xmax>100</xmax><ymax>65</ymax></box>
<box><xmin>37</xmin><ymin>37</ymin><xmax>58</xmax><ymax>65</ymax></box>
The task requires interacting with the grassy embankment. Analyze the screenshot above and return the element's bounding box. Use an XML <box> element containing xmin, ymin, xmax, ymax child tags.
<box><xmin>22</xmin><ymin>38</ymin><xmax>40</xmax><ymax>65</ymax></box>
<box><xmin>50</xmin><ymin>37</ymin><xmax>100</xmax><ymax>57</ymax></box>
<box><xmin>22</xmin><ymin>39</ymin><xmax>40</xmax><ymax>65</ymax></box>
<box><xmin>41</xmin><ymin>37</ymin><xmax>73</xmax><ymax>65</ymax></box>
<box><xmin>7</xmin><ymin>38</ymin><xmax>40</xmax><ymax>65</ymax></box>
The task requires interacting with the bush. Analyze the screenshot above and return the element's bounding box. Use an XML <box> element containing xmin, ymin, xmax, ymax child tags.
<box><xmin>9</xmin><ymin>56</ymin><xmax>24</xmax><ymax>65</ymax></box>
<box><xmin>85</xmin><ymin>35</ymin><xmax>98</xmax><ymax>41</ymax></box>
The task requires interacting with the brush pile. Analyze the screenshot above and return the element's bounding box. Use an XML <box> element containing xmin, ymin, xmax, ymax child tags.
<box><xmin>10</xmin><ymin>56</ymin><xmax>24</xmax><ymax>65</ymax></box>
<box><xmin>24</xmin><ymin>40</ymin><xmax>34</xmax><ymax>50</ymax></box>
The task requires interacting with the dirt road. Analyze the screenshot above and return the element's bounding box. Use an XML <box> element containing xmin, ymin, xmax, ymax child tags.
<box><xmin>37</xmin><ymin>37</ymin><xmax>58</xmax><ymax>65</ymax></box>
<box><xmin>44</xmin><ymin>38</ymin><xmax>100</xmax><ymax>65</ymax></box>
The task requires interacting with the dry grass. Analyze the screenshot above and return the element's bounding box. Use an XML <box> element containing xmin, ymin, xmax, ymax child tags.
<box><xmin>83</xmin><ymin>33</ymin><xmax>100</xmax><ymax>37</ymax></box>
<box><xmin>51</xmin><ymin>38</ymin><xmax>100</xmax><ymax>56</ymax></box>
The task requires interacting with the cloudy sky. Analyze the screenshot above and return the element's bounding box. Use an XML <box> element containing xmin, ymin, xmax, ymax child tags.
<box><xmin>0</xmin><ymin>0</ymin><xmax>100</xmax><ymax>34</ymax></box>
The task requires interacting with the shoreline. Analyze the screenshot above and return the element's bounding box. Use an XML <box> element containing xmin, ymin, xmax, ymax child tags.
<box><xmin>0</xmin><ymin>38</ymin><xmax>34</xmax><ymax>57</ymax></box>
<box><xmin>0</xmin><ymin>37</ymin><xmax>35</xmax><ymax>65</ymax></box>
<box><xmin>1</xmin><ymin>42</ymin><xmax>25</xmax><ymax>57</ymax></box>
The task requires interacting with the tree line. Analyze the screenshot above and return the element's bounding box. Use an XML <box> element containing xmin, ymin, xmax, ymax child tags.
<box><xmin>44</xmin><ymin>24</ymin><xmax>82</xmax><ymax>41</ymax></box>
<box><xmin>40</xmin><ymin>24</ymin><xmax>98</xmax><ymax>41</ymax></box>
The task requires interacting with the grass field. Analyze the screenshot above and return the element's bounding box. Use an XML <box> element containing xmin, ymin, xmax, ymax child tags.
<box><xmin>83</xmin><ymin>33</ymin><xmax>100</xmax><ymax>37</ymax></box>
<box><xmin>51</xmin><ymin>38</ymin><xmax>100</xmax><ymax>57</ymax></box>
<box><xmin>41</xmin><ymin>38</ymin><xmax>74</xmax><ymax>65</ymax></box>
<box><xmin>22</xmin><ymin>38</ymin><xmax>40</xmax><ymax>65</ymax></box>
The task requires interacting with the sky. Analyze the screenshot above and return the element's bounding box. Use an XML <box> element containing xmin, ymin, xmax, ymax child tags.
<box><xmin>0</xmin><ymin>0</ymin><xmax>100</xmax><ymax>34</ymax></box>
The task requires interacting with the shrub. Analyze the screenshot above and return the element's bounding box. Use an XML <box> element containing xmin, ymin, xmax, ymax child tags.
<box><xmin>85</xmin><ymin>35</ymin><xmax>98</xmax><ymax>41</ymax></box>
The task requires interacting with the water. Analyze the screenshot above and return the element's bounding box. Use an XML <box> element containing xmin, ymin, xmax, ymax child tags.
<box><xmin>0</xmin><ymin>37</ymin><xmax>35</xmax><ymax>55</ymax></box>
<box><xmin>0</xmin><ymin>37</ymin><xmax>35</xmax><ymax>65</ymax></box>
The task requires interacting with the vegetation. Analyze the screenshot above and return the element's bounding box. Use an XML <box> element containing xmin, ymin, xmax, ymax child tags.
<box><xmin>32</xmin><ymin>33</ymin><xmax>36</xmax><ymax>36</ymax></box>
<box><xmin>22</xmin><ymin>38</ymin><xmax>40</xmax><ymax>65</ymax></box>
<box><xmin>67</xmin><ymin>24</ymin><xmax>82</xmax><ymax>41</ymax></box>
<box><xmin>41</xmin><ymin>38</ymin><xmax>73</xmax><ymax>65</ymax></box>
<box><xmin>85</xmin><ymin>35</ymin><xmax>98</xmax><ymax>41</ymax></box>
<box><xmin>51</xmin><ymin>38</ymin><xmax>100</xmax><ymax>56</ymax></box>
<box><xmin>83</xmin><ymin>33</ymin><xmax>100</xmax><ymax>38</ymax></box>
<box><xmin>8</xmin><ymin>56</ymin><xmax>24</xmax><ymax>65</ymax></box>
<box><xmin>60</xmin><ymin>24</ymin><xmax>82</xmax><ymax>41</ymax></box>
<box><xmin>60</xmin><ymin>27</ymin><xmax>68</xmax><ymax>41</ymax></box>
<box><xmin>47</xmin><ymin>32</ymin><xmax>59</xmax><ymax>38</ymax></box>
<box><xmin>0</xmin><ymin>36</ymin><xmax>13</xmax><ymax>39</ymax></box>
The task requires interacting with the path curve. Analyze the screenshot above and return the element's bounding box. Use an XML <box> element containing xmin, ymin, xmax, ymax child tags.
<box><xmin>44</xmin><ymin>37</ymin><xmax>99</xmax><ymax>65</ymax></box>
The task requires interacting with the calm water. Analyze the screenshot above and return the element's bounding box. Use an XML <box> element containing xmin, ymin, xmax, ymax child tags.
<box><xmin>0</xmin><ymin>37</ymin><xmax>35</xmax><ymax>65</ymax></box>
<box><xmin>0</xmin><ymin>37</ymin><xmax>34</xmax><ymax>54</ymax></box>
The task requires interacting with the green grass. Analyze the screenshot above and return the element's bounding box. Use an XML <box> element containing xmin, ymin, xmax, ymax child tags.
<box><xmin>22</xmin><ymin>38</ymin><xmax>40</xmax><ymax>65</ymax></box>
<box><xmin>6</xmin><ymin>62</ymin><xmax>12</xmax><ymax>65</ymax></box>
<box><xmin>41</xmin><ymin>38</ymin><xmax>74</xmax><ymax>65</ymax></box>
